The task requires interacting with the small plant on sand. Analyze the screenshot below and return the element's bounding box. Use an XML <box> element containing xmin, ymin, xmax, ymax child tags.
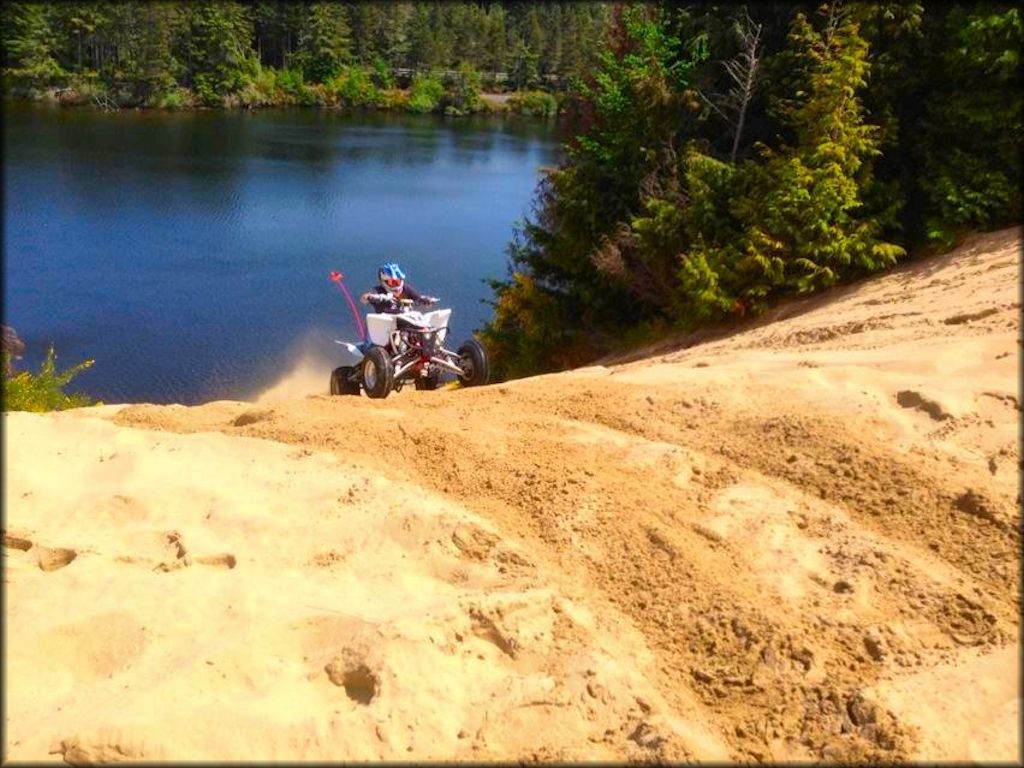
<box><xmin>2</xmin><ymin>346</ymin><xmax>96</xmax><ymax>412</ymax></box>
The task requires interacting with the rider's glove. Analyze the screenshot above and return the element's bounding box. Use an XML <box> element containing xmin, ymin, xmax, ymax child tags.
<box><xmin>421</xmin><ymin>296</ymin><xmax>439</xmax><ymax>305</ymax></box>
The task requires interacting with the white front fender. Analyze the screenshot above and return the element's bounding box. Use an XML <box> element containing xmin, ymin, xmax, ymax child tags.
<box><xmin>333</xmin><ymin>340</ymin><xmax>366</xmax><ymax>367</ymax></box>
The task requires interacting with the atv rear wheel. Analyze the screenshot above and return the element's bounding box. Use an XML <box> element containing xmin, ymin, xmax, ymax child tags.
<box><xmin>457</xmin><ymin>339</ymin><xmax>489</xmax><ymax>387</ymax></box>
<box><xmin>361</xmin><ymin>346</ymin><xmax>394</xmax><ymax>399</ymax></box>
<box><xmin>330</xmin><ymin>366</ymin><xmax>361</xmax><ymax>396</ymax></box>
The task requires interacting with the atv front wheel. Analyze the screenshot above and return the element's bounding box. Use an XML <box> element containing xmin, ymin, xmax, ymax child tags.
<box><xmin>330</xmin><ymin>366</ymin><xmax>361</xmax><ymax>396</ymax></box>
<box><xmin>362</xmin><ymin>346</ymin><xmax>394</xmax><ymax>399</ymax></box>
<box><xmin>457</xmin><ymin>339</ymin><xmax>489</xmax><ymax>387</ymax></box>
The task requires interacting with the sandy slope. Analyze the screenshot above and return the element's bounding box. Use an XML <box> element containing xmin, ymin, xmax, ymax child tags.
<box><xmin>3</xmin><ymin>227</ymin><xmax>1020</xmax><ymax>764</ymax></box>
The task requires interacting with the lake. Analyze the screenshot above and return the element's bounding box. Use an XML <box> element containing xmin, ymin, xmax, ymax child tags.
<box><xmin>2</xmin><ymin>102</ymin><xmax>559</xmax><ymax>404</ymax></box>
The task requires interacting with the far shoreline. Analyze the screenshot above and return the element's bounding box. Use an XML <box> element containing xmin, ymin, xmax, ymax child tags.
<box><xmin>2</xmin><ymin>84</ymin><xmax>561</xmax><ymax>118</ymax></box>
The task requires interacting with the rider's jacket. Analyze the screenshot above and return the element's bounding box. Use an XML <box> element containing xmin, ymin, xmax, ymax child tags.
<box><xmin>366</xmin><ymin>283</ymin><xmax>430</xmax><ymax>314</ymax></box>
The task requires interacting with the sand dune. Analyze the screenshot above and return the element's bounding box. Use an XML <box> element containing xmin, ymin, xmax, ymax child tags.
<box><xmin>3</xmin><ymin>227</ymin><xmax>1020</xmax><ymax>763</ymax></box>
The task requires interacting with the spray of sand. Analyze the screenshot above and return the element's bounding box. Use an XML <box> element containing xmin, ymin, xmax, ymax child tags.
<box><xmin>252</xmin><ymin>330</ymin><xmax>340</xmax><ymax>404</ymax></box>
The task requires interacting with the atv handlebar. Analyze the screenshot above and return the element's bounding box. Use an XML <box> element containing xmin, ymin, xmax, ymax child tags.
<box><xmin>365</xmin><ymin>294</ymin><xmax>440</xmax><ymax>307</ymax></box>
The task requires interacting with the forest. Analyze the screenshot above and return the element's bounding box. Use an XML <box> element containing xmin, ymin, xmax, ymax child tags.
<box><xmin>479</xmin><ymin>2</ymin><xmax>1021</xmax><ymax>379</ymax></box>
<box><xmin>1</xmin><ymin>2</ymin><xmax>608</xmax><ymax>112</ymax></box>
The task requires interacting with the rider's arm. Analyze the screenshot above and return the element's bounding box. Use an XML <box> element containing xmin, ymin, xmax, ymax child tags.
<box><xmin>403</xmin><ymin>284</ymin><xmax>435</xmax><ymax>306</ymax></box>
<box><xmin>361</xmin><ymin>286</ymin><xmax>392</xmax><ymax>306</ymax></box>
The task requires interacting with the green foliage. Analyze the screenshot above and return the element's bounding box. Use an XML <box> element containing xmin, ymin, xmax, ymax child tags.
<box><xmin>442</xmin><ymin>61</ymin><xmax>483</xmax><ymax>115</ymax></box>
<box><xmin>484</xmin><ymin>2</ymin><xmax>998</xmax><ymax>381</ymax></box>
<box><xmin>740</xmin><ymin>7</ymin><xmax>904</xmax><ymax>292</ymax></box>
<box><xmin>148</xmin><ymin>86</ymin><xmax>191</xmax><ymax>109</ymax></box>
<box><xmin>479</xmin><ymin>269</ymin><xmax>600</xmax><ymax>382</ymax></box>
<box><xmin>918</xmin><ymin>5</ymin><xmax>1022</xmax><ymax>242</ymax></box>
<box><xmin>2</xmin><ymin>347</ymin><xmax>96</xmax><ymax>412</ymax></box>
<box><xmin>377</xmin><ymin>87</ymin><xmax>409</xmax><ymax>110</ymax></box>
<box><xmin>237</xmin><ymin>65</ymin><xmax>278</xmax><ymax>107</ymax></box>
<box><xmin>481</xmin><ymin>4</ymin><xmax>712</xmax><ymax>379</ymax></box>
<box><xmin>407</xmin><ymin>71</ymin><xmax>444</xmax><ymax>112</ymax></box>
<box><xmin>327</xmin><ymin>66</ymin><xmax>379</xmax><ymax>107</ymax></box>
<box><xmin>371</xmin><ymin>55</ymin><xmax>394</xmax><ymax>89</ymax></box>
<box><xmin>2</xmin><ymin>3</ymin><xmax>66</xmax><ymax>85</ymax></box>
<box><xmin>185</xmin><ymin>2</ymin><xmax>257</xmax><ymax>99</ymax></box>
<box><xmin>506</xmin><ymin>90</ymin><xmax>557</xmax><ymax>116</ymax></box>
<box><xmin>294</xmin><ymin>2</ymin><xmax>351</xmax><ymax>84</ymax></box>
<box><xmin>4</xmin><ymin>1</ymin><xmax>605</xmax><ymax>108</ymax></box>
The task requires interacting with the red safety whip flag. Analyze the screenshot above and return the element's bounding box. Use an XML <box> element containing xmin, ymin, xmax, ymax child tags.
<box><xmin>328</xmin><ymin>270</ymin><xmax>366</xmax><ymax>341</ymax></box>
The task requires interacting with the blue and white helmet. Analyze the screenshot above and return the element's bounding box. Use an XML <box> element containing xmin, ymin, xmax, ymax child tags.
<box><xmin>378</xmin><ymin>262</ymin><xmax>406</xmax><ymax>295</ymax></box>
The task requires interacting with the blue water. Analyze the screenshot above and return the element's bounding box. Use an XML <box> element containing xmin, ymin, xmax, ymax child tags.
<box><xmin>2</xmin><ymin>102</ymin><xmax>558</xmax><ymax>404</ymax></box>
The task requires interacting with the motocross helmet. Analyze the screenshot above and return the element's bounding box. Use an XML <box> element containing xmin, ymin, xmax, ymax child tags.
<box><xmin>379</xmin><ymin>262</ymin><xmax>406</xmax><ymax>295</ymax></box>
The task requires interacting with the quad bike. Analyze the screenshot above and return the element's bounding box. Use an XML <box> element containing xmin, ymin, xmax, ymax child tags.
<box><xmin>329</xmin><ymin>294</ymin><xmax>489</xmax><ymax>399</ymax></box>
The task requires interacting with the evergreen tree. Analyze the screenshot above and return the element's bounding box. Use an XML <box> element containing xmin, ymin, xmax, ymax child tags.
<box><xmin>733</xmin><ymin>5</ymin><xmax>904</xmax><ymax>296</ymax></box>
<box><xmin>405</xmin><ymin>5</ymin><xmax>434</xmax><ymax>69</ymax></box>
<box><xmin>483</xmin><ymin>4</ymin><xmax>507</xmax><ymax>77</ymax></box>
<box><xmin>3</xmin><ymin>3</ymin><xmax>63</xmax><ymax>82</ymax></box>
<box><xmin>347</xmin><ymin>2</ymin><xmax>381</xmax><ymax>65</ymax></box>
<box><xmin>917</xmin><ymin>4</ymin><xmax>1022</xmax><ymax>242</ymax></box>
<box><xmin>524</xmin><ymin>6</ymin><xmax>546</xmax><ymax>75</ymax></box>
<box><xmin>295</xmin><ymin>2</ymin><xmax>351</xmax><ymax>83</ymax></box>
<box><xmin>183</xmin><ymin>1</ymin><xmax>256</xmax><ymax>103</ymax></box>
<box><xmin>378</xmin><ymin>2</ymin><xmax>412</xmax><ymax>69</ymax></box>
<box><xmin>482</xmin><ymin>5</ymin><xmax>706</xmax><ymax>375</ymax></box>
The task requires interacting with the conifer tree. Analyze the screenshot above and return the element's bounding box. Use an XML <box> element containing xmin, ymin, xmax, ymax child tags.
<box><xmin>405</xmin><ymin>5</ymin><xmax>435</xmax><ymax>70</ymax></box>
<box><xmin>483</xmin><ymin>4</ymin><xmax>507</xmax><ymax>77</ymax></box>
<box><xmin>736</xmin><ymin>4</ymin><xmax>903</xmax><ymax>295</ymax></box>
<box><xmin>296</xmin><ymin>2</ymin><xmax>351</xmax><ymax>83</ymax></box>
<box><xmin>917</xmin><ymin>4</ymin><xmax>1022</xmax><ymax>242</ymax></box>
<box><xmin>378</xmin><ymin>2</ymin><xmax>412</xmax><ymax>69</ymax></box>
<box><xmin>3</xmin><ymin>3</ymin><xmax>63</xmax><ymax>82</ymax></box>
<box><xmin>183</xmin><ymin>1</ymin><xmax>256</xmax><ymax>103</ymax></box>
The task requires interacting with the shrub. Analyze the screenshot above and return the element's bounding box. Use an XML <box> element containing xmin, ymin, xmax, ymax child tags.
<box><xmin>480</xmin><ymin>95</ymin><xmax>511</xmax><ymax>113</ymax></box>
<box><xmin>371</xmin><ymin>56</ymin><xmax>395</xmax><ymax>90</ymax></box>
<box><xmin>275</xmin><ymin>68</ymin><xmax>316</xmax><ymax>105</ymax></box>
<box><xmin>149</xmin><ymin>87</ymin><xmax>192</xmax><ymax>110</ymax></box>
<box><xmin>506</xmin><ymin>90</ymin><xmax>558</xmax><ymax>116</ymax></box>
<box><xmin>328</xmin><ymin>67</ymin><xmax>379</xmax><ymax>107</ymax></box>
<box><xmin>407</xmin><ymin>72</ymin><xmax>444</xmax><ymax>113</ymax></box>
<box><xmin>193</xmin><ymin>73</ymin><xmax>222</xmax><ymax>107</ymax></box>
<box><xmin>377</xmin><ymin>88</ymin><xmax>409</xmax><ymax>110</ymax></box>
<box><xmin>236</xmin><ymin>67</ymin><xmax>280</xmax><ymax>107</ymax></box>
<box><xmin>2</xmin><ymin>346</ymin><xmax>96</xmax><ymax>412</ymax></box>
<box><xmin>443</xmin><ymin>62</ymin><xmax>484</xmax><ymax>115</ymax></box>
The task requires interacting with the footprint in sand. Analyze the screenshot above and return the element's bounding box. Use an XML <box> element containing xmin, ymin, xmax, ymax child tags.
<box><xmin>4</xmin><ymin>532</ymin><xmax>78</xmax><ymax>572</ymax></box>
<box><xmin>165</xmin><ymin>531</ymin><xmax>236</xmax><ymax>570</ymax></box>
<box><xmin>468</xmin><ymin>606</ymin><xmax>521</xmax><ymax>659</ymax></box>
<box><xmin>325</xmin><ymin>656</ymin><xmax>380</xmax><ymax>705</ymax></box>
<box><xmin>36</xmin><ymin>546</ymin><xmax>78</xmax><ymax>572</ymax></box>
<box><xmin>142</xmin><ymin>531</ymin><xmax>236</xmax><ymax>571</ymax></box>
<box><xmin>2</xmin><ymin>532</ymin><xmax>34</xmax><ymax>552</ymax></box>
<box><xmin>194</xmin><ymin>553</ymin><xmax>237</xmax><ymax>569</ymax></box>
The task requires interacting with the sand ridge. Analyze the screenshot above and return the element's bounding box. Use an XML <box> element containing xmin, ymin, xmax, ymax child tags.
<box><xmin>3</xmin><ymin>226</ymin><xmax>1020</xmax><ymax>763</ymax></box>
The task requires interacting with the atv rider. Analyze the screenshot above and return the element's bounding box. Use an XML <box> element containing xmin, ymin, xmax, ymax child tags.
<box><xmin>360</xmin><ymin>262</ymin><xmax>437</xmax><ymax>313</ymax></box>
